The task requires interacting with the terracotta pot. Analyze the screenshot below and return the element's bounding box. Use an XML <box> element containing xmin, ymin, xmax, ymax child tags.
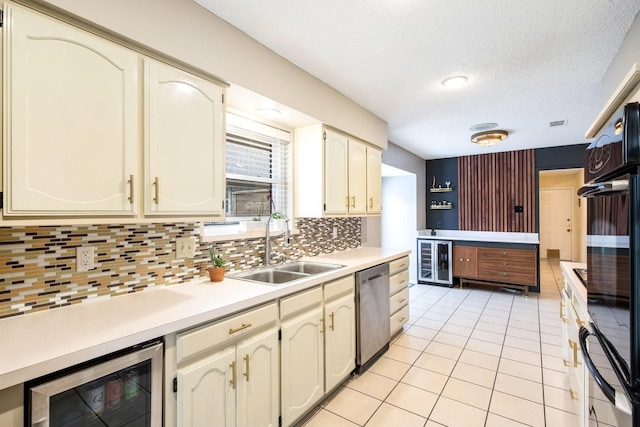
<box><xmin>207</xmin><ymin>267</ymin><xmax>225</xmax><ymax>282</ymax></box>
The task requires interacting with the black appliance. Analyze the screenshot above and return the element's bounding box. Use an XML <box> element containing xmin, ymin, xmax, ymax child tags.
<box><xmin>578</xmin><ymin>101</ymin><xmax>640</xmax><ymax>426</ymax></box>
<box><xmin>417</xmin><ymin>238</ymin><xmax>453</xmax><ymax>285</ymax></box>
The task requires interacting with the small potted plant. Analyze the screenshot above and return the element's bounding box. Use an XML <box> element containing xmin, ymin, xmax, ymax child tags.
<box><xmin>207</xmin><ymin>245</ymin><xmax>227</xmax><ymax>282</ymax></box>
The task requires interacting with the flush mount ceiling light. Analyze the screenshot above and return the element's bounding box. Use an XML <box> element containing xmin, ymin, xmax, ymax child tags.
<box><xmin>441</xmin><ymin>75</ymin><xmax>468</xmax><ymax>88</ymax></box>
<box><xmin>256</xmin><ymin>108</ymin><xmax>281</xmax><ymax>119</ymax></box>
<box><xmin>469</xmin><ymin>122</ymin><xmax>498</xmax><ymax>132</ymax></box>
<box><xmin>471</xmin><ymin>130</ymin><xmax>509</xmax><ymax>146</ymax></box>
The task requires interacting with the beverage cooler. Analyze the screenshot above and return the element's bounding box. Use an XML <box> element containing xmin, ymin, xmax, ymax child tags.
<box><xmin>26</xmin><ymin>339</ymin><xmax>163</xmax><ymax>427</ymax></box>
<box><xmin>417</xmin><ymin>238</ymin><xmax>453</xmax><ymax>285</ymax></box>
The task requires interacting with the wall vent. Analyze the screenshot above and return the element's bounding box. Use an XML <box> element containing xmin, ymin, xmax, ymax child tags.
<box><xmin>549</xmin><ymin>119</ymin><xmax>567</xmax><ymax>127</ymax></box>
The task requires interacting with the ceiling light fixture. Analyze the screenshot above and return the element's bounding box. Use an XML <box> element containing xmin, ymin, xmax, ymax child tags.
<box><xmin>471</xmin><ymin>130</ymin><xmax>509</xmax><ymax>146</ymax></box>
<box><xmin>469</xmin><ymin>122</ymin><xmax>498</xmax><ymax>132</ymax></box>
<box><xmin>256</xmin><ymin>108</ymin><xmax>281</xmax><ymax>119</ymax></box>
<box><xmin>442</xmin><ymin>75</ymin><xmax>468</xmax><ymax>88</ymax></box>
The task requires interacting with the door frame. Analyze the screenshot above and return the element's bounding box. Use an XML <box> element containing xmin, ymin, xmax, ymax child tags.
<box><xmin>539</xmin><ymin>187</ymin><xmax>575</xmax><ymax>260</ymax></box>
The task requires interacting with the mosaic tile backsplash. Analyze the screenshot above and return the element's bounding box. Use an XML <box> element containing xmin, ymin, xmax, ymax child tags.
<box><xmin>0</xmin><ymin>217</ymin><xmax>361</xmax><ymax>319</ymax></box>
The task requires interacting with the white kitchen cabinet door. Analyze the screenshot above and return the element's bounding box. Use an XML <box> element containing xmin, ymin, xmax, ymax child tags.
<box><xmin>366</xmin><ymin>147</ymin><xmax>382</xmax><ymax>214</ymax></box>
<box><xmin>4</xmin><ymin>4</ymin><xmax>139</xmax><ymax>216</ymax></box>
<box><xmin>280</xmin><ymin>306</ymin><xmax>324</xmax><ymax>427</ymax></box>
<box><xmin>144</xmin><ymin>59</ymin><xmax>225</xmax><ymax>216</ymax></box>
<box><xmin>177</xmin><ymin>347</ymin><xmax>236</xmax><ymax>427</ymax></box>
<box><xmin>236</xmin><ymin>329</ymin><xmax>279</xmax><ymax>427</ymax></box>
<box><xmin>347</xmin><ymin>139</ymin><xmax>367</xmax><ymax>215</ymax></box>
<box><xmin>324</xmin><ymin>293</ymin><xmax>356</xmax><ymax>392</ymax></box>
<box><xmin>323</xmin><ymin>130</ymin><xmax>349</xmax><ymax>215</ymax></box>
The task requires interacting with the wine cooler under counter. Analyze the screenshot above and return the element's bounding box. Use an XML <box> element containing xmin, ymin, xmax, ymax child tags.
<box><xmin>417</xmin><ymin>238</ymin><xmax>453</xmax><ymax>285</ymax></box>
<box><xmin>26</xmin><ymin>339</ymin><xmax>163</xmax><ymax>427</ymax></box>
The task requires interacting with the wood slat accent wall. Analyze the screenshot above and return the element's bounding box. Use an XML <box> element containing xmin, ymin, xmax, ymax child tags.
<box><xmin>458</xmin><ymin>150</ymin><xmax>536</xmax><ymax>232</ymax></box>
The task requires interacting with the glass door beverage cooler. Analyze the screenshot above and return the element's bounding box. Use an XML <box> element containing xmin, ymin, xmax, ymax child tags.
<box><xmin>26</xmin><ymin>339</ymin><xmax>163</xmax><ymax>427</ymax></box>
<box><xmin>417</xmin><ymin>239</ymin><xmax>453</xmax><ymax>285</ymax></box>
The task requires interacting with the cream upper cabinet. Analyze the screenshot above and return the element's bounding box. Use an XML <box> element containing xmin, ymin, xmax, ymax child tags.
<box><xmin>144</xmin><ymin>59</ymin><xmax>225</xmax><ymax>216</ymax></box>
<box><xmin>3</xmin><ymin>4</ymin><xmax>139</xmax><ymax>216</ymax></box>
<box><xmin>323</xmin><ymin>130</ymin><xmax>349</xmax><ymax>215</ymax></box>
<box><xmin>347</xmin><ymin>139</ymin><xmax>367</xmax><ymax>215</ymax></box>
<box><xmin>294</xmin><ymin>124</ymin><xmax>382</xmax><ymax>217</ymax></box>
<box><xmin>366</xmin><ymin>147</ymin><xmax>382</xmax><ymax>214</ymax></box>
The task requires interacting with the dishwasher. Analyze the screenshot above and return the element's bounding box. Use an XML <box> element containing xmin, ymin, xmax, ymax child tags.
<box><xmin>355</xmin><ymin>262</ymin><xmax>390</xmax><ymax>372</ymax></box>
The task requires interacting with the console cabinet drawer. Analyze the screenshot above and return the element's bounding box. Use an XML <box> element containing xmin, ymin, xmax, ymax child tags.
<box><xmin>476</xmin><ymin>248</ymin><xmax>537</xmax><ymax>285</ymax></box>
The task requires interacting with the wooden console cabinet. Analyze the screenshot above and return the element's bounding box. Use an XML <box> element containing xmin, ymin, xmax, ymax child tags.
<box><xmin>454</xmin><ymin>245</ymin><xmax>537</xmax><ymax>295</ymax></box>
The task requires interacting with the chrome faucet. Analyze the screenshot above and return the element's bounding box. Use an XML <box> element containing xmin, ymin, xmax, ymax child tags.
<box><xmin>265</xmin><ymin>211</ymin><xmax>290</xmax><ymax>267</ymax></box>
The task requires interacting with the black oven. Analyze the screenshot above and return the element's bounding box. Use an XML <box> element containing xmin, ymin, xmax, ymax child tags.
<box><xmin>578</xmin><ymin>102</ymin><xmax>640</xmax><ymax>426</ymax></box>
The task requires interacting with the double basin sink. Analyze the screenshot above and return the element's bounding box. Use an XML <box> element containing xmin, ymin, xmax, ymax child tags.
<box><xmin>231</xmin><ymin>261</ymin><xmax>344</xmax><ymax>286</ymax></box>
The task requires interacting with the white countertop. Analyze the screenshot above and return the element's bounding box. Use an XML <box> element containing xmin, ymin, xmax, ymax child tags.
<box><xmin>560</xmin><ymin>261</ymin><xmax>587</xmax><ymax>305</ymax></box>
<box><xmin>0</xmin><ymin>247</ymin><xmax>409</xmax><ymax>390</ymax></box>
<box><xmin>417</xmin><ymin>229</ymin><xmax>539</xmax><ymax>244</ymax></box>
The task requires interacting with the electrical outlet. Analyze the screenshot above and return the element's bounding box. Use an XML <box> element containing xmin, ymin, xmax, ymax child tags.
<box><xmin>76</xmin><ymin>246</ymin><xmax>95</xmax><ymax>272</ymax></box>
<box><xmin>332</xmin><ymin>226</ymin><xmax>338</xmax><ymax>239</ymax></box>
<box><xmin>176</xmin><ymin>237</ymin><xmax>196</xmax><ymax>259</ymax></box>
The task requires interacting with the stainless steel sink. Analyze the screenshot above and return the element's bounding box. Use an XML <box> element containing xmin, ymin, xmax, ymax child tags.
<box><xmin>232</xmin><ymin>269</ymin><xmax>307</xmax><ymax>284</ymax></box>
<box><xmin>231</xmin><ymin>261</ymin><xmax>344</xmax><ymax>286</ymax></box>
<box><xmin>274</xmin><ymin>261</ymin><xmax>344</xmax><ymax>275</ymax></box>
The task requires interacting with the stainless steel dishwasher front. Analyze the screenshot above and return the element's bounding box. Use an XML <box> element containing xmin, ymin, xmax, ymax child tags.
<box><xmin>355</xmin><ymin>262</ymin><xmax>390</xmax><ymax>372</ymax></box>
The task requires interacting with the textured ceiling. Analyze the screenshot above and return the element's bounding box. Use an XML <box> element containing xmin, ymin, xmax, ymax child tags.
<box><xmin>195</xmin><ymin>0</ymin><xmax>640</xmax><ymax>160</ymax></box>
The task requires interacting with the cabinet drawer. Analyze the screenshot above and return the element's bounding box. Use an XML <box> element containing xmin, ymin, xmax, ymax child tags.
<box><xmin>389</xmin><ymin>256</ymin><xmax>409</xmax><ymax>275</ymax></box>
<box><xmin>390</xmin><ymin>304</ymin><xmax>410</xmax><ymax>337</ymax></box>
<box><xmin>476</xmin><ymin>267</ymin><xmax>536</xmax><ymax>285</ymax></box>
<box><xmin>280</xmin><ymin>286</ymin><xmax>323</xmax><ymax>320</ymax></box>
<box><xmin>324</xmin><ymin>275</ymin><xmax>354</xmax><ymax>301</ymax></box>
<box><xmin>389</xmin><ymin>269</ymin><xmax>409</xmax><ymax>295</ymax></box>
<box><xmin>390</xmin><ymin>287</ymin><xmax>409</xmax><ymax>315</ymax></box>
<box><xmin>177</xmin><ymin>302</ymin><xmax>277</xmax><ymax>364</ymax></box>
<box><xmin>477</xmin><ymin>248</ymin><xmax>536</xmax><ymax>263</ymax></box>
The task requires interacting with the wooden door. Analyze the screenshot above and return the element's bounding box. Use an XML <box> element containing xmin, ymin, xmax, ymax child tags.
<box><xmin>5</xmin><ymin>4</ymin><xmax>139</xmax><ymax>215</ymax></box>
<box><xmin>540</xmin><ymin>188</ymin><xmax>573</xmax><ymax>260</ymax></box>
<box><xmin>144</xmin><ymin>59</ymin><xmax>225</xmax><ymax>216</ymax></box>
<box><xmin>177</xmin><ymin>347</ymin><xmax>235</xmax><ymax>427</ymax></box>
<box><xmin>280</xmin><ymin>307</ymin><xmax>324</xmax><ymax>427</ymax></box>
<box><xmin>325</xmin><ymin>293</ymin><xmax>356</xmax><ymax>392</ymax></box>
<box><xmin>236</xmin><ymin>329</ymin><xmax>280</xmax><ymax>427</ymax></box>
<box><xmin>324</xmin><ymin>130</ymin><xmax>349</xmax><ymax>215</ymax></box>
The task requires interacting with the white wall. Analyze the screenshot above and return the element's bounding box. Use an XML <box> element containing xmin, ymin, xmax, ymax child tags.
<box><xmin>381</xmin><ymin>142</ymin><xmax>426</xmax><ymax>230</ymax></box>
<box><xmin>381</xmin><ymin>174</ymin><xmax>418</xmax><ymax>283</ymax></box>
<box><xmin>602</xmin><ymin>10</ymin><xmax>640</xmax><ymax>102</ymax></box>
<box><xmin>31</xmin><ymin>0</ymin><xmax>388</xmax><ymax>149</ymax></box>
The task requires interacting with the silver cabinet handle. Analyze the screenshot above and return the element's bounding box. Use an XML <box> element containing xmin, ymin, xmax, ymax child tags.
<box><xmin>127</xmin><ymin>175</ymin><xmax>134</xmax><ymax>204</ymax></box>
<box><xmin>153</xmin><ymin>177</ymin><xmax>159</xmax><ymax>204</ymax></box>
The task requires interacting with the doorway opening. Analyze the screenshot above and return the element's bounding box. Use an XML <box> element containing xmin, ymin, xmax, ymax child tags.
<box><xmin>381</xmin><ymin>164</ymin><xmax>417</xmax><ymax>284</ymax></box>
<box><xmin>538</xmin><ymin>168</ymin><xmax>586</xmax><ymax>262</ymax></box>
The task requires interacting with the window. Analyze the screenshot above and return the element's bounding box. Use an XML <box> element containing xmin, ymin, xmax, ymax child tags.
<box><xmin>225</xmin><ymin>112</ymin><xmax>291</xmax><ymax>220</ymax></box>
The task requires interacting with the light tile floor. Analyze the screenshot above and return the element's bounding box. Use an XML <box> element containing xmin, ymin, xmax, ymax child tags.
<box><xmin>301</xmin><ymin>259</ymin><xmax>581</xmax><ymax>427</ymax></box>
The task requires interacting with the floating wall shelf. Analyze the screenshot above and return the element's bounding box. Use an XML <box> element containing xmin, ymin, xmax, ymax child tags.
<box><xmin>430</xmin><ymin>204</ymin><xmax>454</xmax><ymax>210</ymax></box>
<box><xmin>430</xmin><ymin>187</ymin><xmax>454</xmax><ymax>193</ymax></box>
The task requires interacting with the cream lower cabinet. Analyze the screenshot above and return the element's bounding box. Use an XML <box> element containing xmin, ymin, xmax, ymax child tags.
<box><xmin>389</xmin><ymin>256</ymin><xmax>410</xmax><ymax>337</ymax></box>
<box><xmin>173</xmin><ymin>303</ymin><xmax>279</xmax><ymax>427</ymax></box>
<box><xmin>144</xmin><ymin>59</ymin><xmax>225</xmax><ymax>216</ymax></box>
<box><xmin>561</xmin><ymin>273</ymin><xmax>589</xmax><ymax>427</ymax></box>
<box><xmin>4</xmin><ymin>3</ymin><xmax>139</xmax><ymax>216</ymax></box>
<box><xmin>280</xmin><ymin>287</ymin><xmax>325</xmax><ymax>427</ymax></box>
<box><xmin>324</xmin><ymin>276</ymin><xmax>356</xmax><ymax>393</ymax></box>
